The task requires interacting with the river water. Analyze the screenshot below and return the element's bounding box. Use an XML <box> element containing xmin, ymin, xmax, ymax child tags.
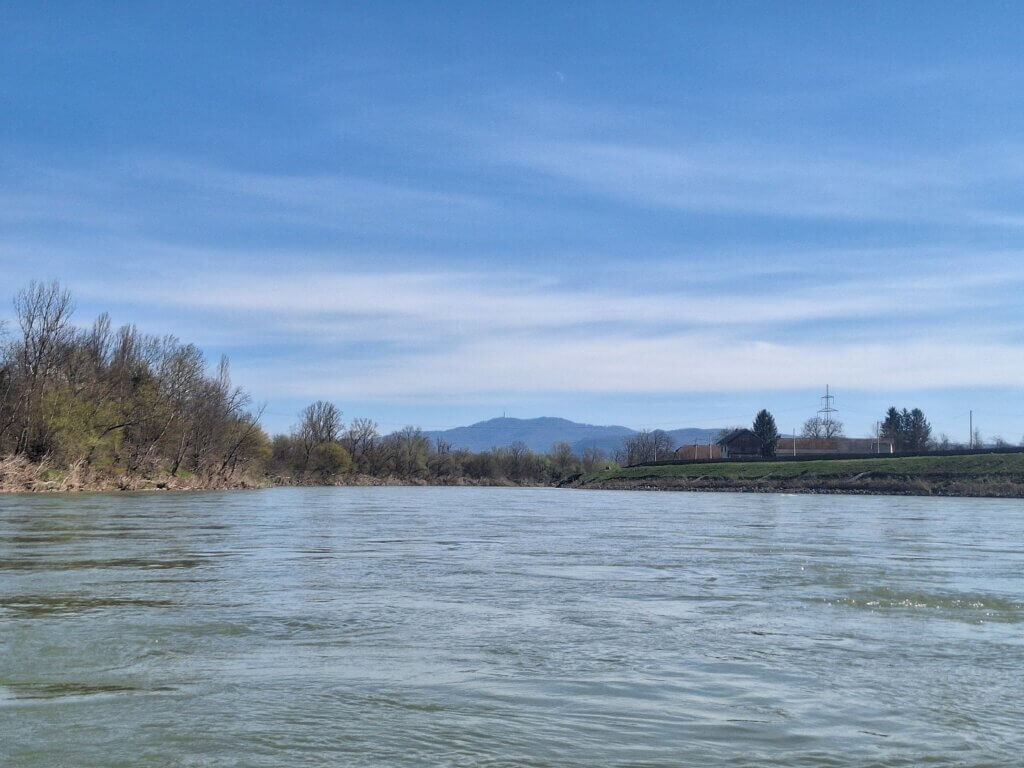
<box><xmin>1</xmin><ymin>487</ymin><xmax>1022</xmax><ymax>766</ymax></box>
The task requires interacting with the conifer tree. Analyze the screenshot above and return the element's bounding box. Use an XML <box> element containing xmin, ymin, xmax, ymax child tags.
<box><xmin>752</xmin><ymin>409</ymin><xmax>780</xmax><ymax>458</ymax></box>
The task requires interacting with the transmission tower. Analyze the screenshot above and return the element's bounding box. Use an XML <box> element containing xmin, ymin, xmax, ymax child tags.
<box><xmin>817</xmin><ymin>384</ymin><xmax>838</xmax><ymax>437</ymax></box>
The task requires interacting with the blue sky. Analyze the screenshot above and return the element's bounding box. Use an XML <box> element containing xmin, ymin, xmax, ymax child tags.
<box><xmin>2</xmin><ymin>2</ymin><xmax>1024</xmax><ymax>441</ymax></box>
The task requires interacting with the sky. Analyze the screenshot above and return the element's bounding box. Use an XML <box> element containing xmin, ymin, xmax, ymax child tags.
<box><xmin>2</xmin><ymin>1</ymin><xmax>1024</xmax><ymax>440</ymax></box>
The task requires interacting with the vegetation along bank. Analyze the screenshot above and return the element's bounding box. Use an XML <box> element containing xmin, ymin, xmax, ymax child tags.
<box><xmin>574</xmin><ymin>453</ymin><xmax>1024</xmax><ymax>497</ymax></box>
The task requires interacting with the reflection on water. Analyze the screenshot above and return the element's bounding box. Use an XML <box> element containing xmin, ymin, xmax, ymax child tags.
<box><xmin>1</xmin><ymin>487</ymin><xmax>1023</xmax><ymax>767</ymax></box>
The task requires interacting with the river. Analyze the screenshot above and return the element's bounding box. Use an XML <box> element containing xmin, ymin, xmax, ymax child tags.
<box><xmin>1</xmin><ymin>487</ymin><xmax>1022</xmax><ymax>766</ymax></box>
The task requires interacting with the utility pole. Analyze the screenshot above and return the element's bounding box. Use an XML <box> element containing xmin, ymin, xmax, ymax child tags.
<box><xmin>969</xmin><ymin>410</ymin><xmax>973</xmax><ymax>449</ymax></box>
<box><xmin>792</xmin><ymin>427</ymin><xmax>796</xmax><ymax>456</ymax></box>
<box><xmin>818</xmin><ymin>384</ymin><xmax>838</xmax><ymax>437</ymax></box>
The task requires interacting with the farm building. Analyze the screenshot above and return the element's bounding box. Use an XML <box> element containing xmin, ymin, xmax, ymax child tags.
<box><xmin>716</xmin><ymin>428</ymin><xmax>763</xmax><ymax>459</ymax></box>
<box><xmin>778</xmin><ymin>436</ymin><xmax>894</xmax><ymax>456</ymax></box>
<box><xmin>677</xmin><ymin>443</ymin><xmax>722</xmax><ymax>460</ymax></box>
<box><xmin>675</xmin><ymin>432</ymin><xmax>895</xmax><ymax>461</ymax></box>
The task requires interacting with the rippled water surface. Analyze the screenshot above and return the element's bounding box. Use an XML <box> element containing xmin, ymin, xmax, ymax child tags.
<box><xmin>2</xmin><ymin>487</ymin><xmax>1023</xmax><ymax>766</ymax></box>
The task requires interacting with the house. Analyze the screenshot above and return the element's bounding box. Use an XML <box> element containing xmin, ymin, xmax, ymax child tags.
<box><xmin>716</xmin><ymin>428</ymin><xmax>763</xmax><ymax>459</ymax></box>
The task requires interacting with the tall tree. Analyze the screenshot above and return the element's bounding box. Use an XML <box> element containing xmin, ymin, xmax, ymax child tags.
<box><xmin>296</xmin><ymin>400</ymin><xmax>343</xmax><ymax>469</ymax></box>
<box><xmin>752</xmin><ymin>409</ymin><xmax>780</xmax><ymax>458</ymax></box>
<box><xmin>881</xmin><ymin>406</ymin><xmax>932</xmax><ymax>452</ymax></box>
<box><xmin>904</xmin><ymin>408</ymin><xmax>932</xmax><ymax>451</ymax></box>
<box><xmin>880</xmin><ymin>407</ymin><xmax>904</xmax><ymax>450</ymax></box>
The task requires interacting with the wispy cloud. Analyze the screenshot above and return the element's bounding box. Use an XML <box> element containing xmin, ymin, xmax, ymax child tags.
<box><xmin>48</xmin><ymin>257</ymin><xmax>1023</xmax><ymax>407</ymax></box>
<box><xmin>73</xmin><ymin>259</ymin><xmax>1017</xmax><ymax>340</ymax></box>
<box><xmin>236</xmin><ymin>334</ymin><xmax>1024</xmax><ymax>401</ymax></box>
<box><xmin>1</xmin><ymin>155</ymin><xmax>497</xmax><ymax>240</ymax></box>
<box><xmin>501</xmin><ymin>138</ymin><xmax>1024</xmax><ymax>224</ymax></box>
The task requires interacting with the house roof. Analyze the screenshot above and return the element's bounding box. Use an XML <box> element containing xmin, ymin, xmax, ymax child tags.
<box><xmin>717</xmin><ymin>428</ymin><xmax>757</xmax><ymax>446</ymax></box>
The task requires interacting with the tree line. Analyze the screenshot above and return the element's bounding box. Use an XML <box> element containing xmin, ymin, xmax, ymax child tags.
<box><xmin>0</xmin><ymin>281</ymin><xmax>269</xmax><ymax>482</ymax></box>
<box><xmin>266</xmin><ymin>400</ymin><xmax>612</xmax><ymax>485</ymax></box>
<box><xmin>0</xmin><ymin>282</ymin><xmax>612</xmax><ymax>487</ymax></box>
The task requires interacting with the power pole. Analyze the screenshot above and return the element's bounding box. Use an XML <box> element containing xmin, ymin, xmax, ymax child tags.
<box><xmin>792</xmin><ymin>427</ymin><xmax>796</xmax><ymax>456</ymax></box>
<box><xmin>818</xmin><ymin>384</ymin><xmax>838</xmax><ymax>437</ymax></box>
<box><xmin>969</xmin><ymin>410</ymin><xmax>973</xmax><ymax>449</ymax></box>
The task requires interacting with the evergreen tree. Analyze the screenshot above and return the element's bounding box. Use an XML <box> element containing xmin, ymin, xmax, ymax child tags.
<box><xmin>752</xmin><ymin>409</ymin><xmax>780</xmax><ymax>458</ymax></box>
<box><xmin>905</xmin><ymin>408</ymin><xmax>932</xmax><ymax>451</ymax></box>
<box><xmin>880</xmin><ymin>406</ymin><xmax>931</xmax><ymax>452</ymax></box>
<box><xmin>880</xmin><ymin>406</ymin><xmax>904</xmax><ymax>450</ymax></box>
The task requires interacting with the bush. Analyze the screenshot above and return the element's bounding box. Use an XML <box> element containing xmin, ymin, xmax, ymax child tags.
<box><xmin>310</xmin><ymin>441</ymin><xmax>353</xmax><ymax>478</ymax></box>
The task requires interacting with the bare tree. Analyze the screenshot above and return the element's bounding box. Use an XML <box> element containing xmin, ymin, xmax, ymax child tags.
<box><xmin>801</xmin><ymin>416</ymin><xmax>844</xmax><ymax>439</ymax></box>
<box><xmin>581</xmin><ymin>445</ymin><xmax>606</xmax><ymax>473</ymax></box>
<box><xmin>383</xmin><ymin>426</ymin><xmax>429</xmax><ymax>478</ymax></box>
<box><xmin>549</xmin><ymin>441</ymin><xmax>578</xmax><ymax>478</ymax></box>
<box><xmin>343</xmin><ymin>417</ymin><xmax>379</xmax><ymax>472</ymax></box>
<box><xmin>297</xmin><ymin>400</ymin><xmax>344</xmax><ymax>469</ymax></box>
<box><xmin>10</xmin><ymin>280</ymin><xmax>76</xmax><ymax>455</ymax></box>
<box><xmin>621</xmin><ymin>430</ymin><xmax>674</xmax><ymax>465</ymax></box>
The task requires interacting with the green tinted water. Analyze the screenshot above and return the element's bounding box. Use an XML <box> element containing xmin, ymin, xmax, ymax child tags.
<box><xmin>2</xmin><ymin>488</ymin><xmax>1022</xmax><ymax>766</ymax></box>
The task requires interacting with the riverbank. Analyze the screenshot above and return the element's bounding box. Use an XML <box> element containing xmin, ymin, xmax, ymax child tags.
<box><xmin>0</xmin><ymin>456</ymin><xmax>269</xmax><ymax>493</ymax></box>
<box><xmin>0</xmin><ymin>456</ymin><xmax>554</xmax><ymax>494</ymax></box>
<box><xmin>7</xmin><ymin>452</ymin><xmax>1024</xmax><ymax>497</ymax></box>
<box><xmin>573</xmin><ymin>453</ymin><xmax>1024</xmax><ymax>497</ymax></box>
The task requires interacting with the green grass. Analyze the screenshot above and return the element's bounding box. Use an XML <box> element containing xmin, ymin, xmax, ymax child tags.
<box><xmin>584</xmin><ymin>452</ymin><xmax>1024</xmax><ymax>484</ymax></box>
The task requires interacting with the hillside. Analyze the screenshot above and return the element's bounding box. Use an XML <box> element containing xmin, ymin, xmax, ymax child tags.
<box><xmin>420</xmin><ymin>417</ymin><xmax>721</xmax><ymax>455</ymax></box>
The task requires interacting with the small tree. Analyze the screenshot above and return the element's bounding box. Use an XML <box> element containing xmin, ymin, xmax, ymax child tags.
<box><xmin>752</xmin><ymin>409</ymin><xmax>779</xmax><ymax>458</ymax></box>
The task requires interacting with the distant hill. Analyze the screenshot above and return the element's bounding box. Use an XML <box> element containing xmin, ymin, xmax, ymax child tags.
<box><xmin>419</xmin><ymin>417</ymin><xmax>722</xmax><ymax>456</ymax></box>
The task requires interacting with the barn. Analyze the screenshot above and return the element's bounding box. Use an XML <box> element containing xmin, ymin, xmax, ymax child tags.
<box><xmin>779</xmin><ymin>437</ymin><xmax>894</xmax><ymax>456</ymax></box>
<box><xmin>716</xmin><ymin>428</ymin><xmax>763</xmax><ymax>459</ymax></box>
<box><xmin>676</xmin><ymin>443</ymin><xmax>723</xmax><ymax>460</ymax></box>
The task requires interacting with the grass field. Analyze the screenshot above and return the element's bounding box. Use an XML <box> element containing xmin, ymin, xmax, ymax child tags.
<box><xmin>578</xmin><ymin>452</ymin><xmax>1024</xmax><ymax>497</ymax></box>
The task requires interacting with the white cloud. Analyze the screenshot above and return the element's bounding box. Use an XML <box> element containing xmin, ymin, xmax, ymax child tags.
<box><xmin>55</xmin><ymin>259</ymin><xmax>1024</xmax><ymax>403</ymax></box>
<box><xmin>235</xmin><ymin>333</ymin><xmax>1024</xmax><ymax>400</ymax></box>
<box><xmin>73</xmin><ymin>261</ymin><xmax>1012</xmax><ymax>343</ymax></box>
